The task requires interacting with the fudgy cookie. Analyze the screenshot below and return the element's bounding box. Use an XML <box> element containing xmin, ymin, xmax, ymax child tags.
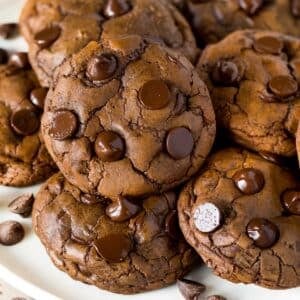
<box><xmin>186</xmin><ymin>0</ymin><xmax>300</xmax><ymax>46</ymax></box>
<box><xmin>20</xmin><ymin>0</ymin><xmax>198</xmax><ymax>87</ymax></box>
<box><xmin>33</xmin><ymin>173</ymin><xmax>196</xmax><ymax>294</ymax></box>
<box><xmin>178</xmin><ymin>148</ymin><xmax>300</xmax><ymax>289</ymax></box>
<box><xmin>197</xmin><ymin>30</ymin><xmax>300</xmax><ymax>157</ymax></box>
<box><xmin>0</xmin><ymin>55</ymin><xmax>55</xmax><ymax>186</ymax></box>
<box><xmin>42</xmin><ymin>37</ymin><xmax>216</xmax><ymax>198</ymax></box>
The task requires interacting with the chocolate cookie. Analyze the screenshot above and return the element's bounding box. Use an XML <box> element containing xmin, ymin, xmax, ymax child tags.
<box><xmin>186</xmin><ymin>0</ymin><xmax>300</xmax><ymax>46</ymax></box>
<box><xmin>33</xmin><ymin>173</ymin><xmax>196</xmax><ymax>294</ymax></box>
<box><xmin>41</xmin><ymin>37</ymin><xmax>216</xmax><ymax>198</ymax></box>
<box><xmin>19</xmin><ymin>0</ymin><xmax>198</xmax><ymax>87</ymax></box>
<box><xmin>178</xmin><ymin>148</ymin><xmax>300</xmax><ymax>289</ymax></box>
<box><xmin>0</xmin><ymin>56</ymin><xmax>55</xmax><ymax>186</ymax></box>
<box><xmin>197</xmin><ymin>30</ymin><xmax>300</xmax><ymax>157</ymax></box>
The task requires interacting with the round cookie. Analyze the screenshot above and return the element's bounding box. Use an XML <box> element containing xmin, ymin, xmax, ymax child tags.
<box><xmin>19</xmin><ymin>0</ymin><xmax>198</xmax><ymax>87</ymax></box>
<box><xmin>197</xmin><ymin>30</ymin><xmax>300</xmax><ymax>157</ymax></box>
<box><xmin>0</xmin><ymin>55</ymin><xmax>56</xmax><ymax>186</ymax></box>
<box><xmin>33</xmin><ymin>172</ymin><xmax>196</xmax><ymax>294</ymax></box>
<box><xmin>42</xmin><ymin>37</ymin><xmax>216</xmax><ymax>198</ymax></box>
<box><xmin>178</xmin><ymin>148</ymin><xmax>300</xmax><ymax>289</ymax></box>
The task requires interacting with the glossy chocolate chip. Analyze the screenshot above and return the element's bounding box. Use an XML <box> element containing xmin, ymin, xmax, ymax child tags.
<box><xmin>247</xmin><ymin>218</ymin><xmax>279</xmax><ymax>248</ymax></box>
<box><xmin>259</xmin><ymin>151</ymin><xmax>285</xmax><ymax>165</ymax></box>
<box><xmin>0</xmin><ymin>48</ymin><xmax>8</xmax><ymax>64</ymax></box>
<box><xmin>253</xmin><ymin>36</ymin><xmax>283</xmax><ymax>54</ymax></box>
<box><xmin>49</xmin><ymin>110</ymin><xmax>78</xmax><ymax>140</ymax></box>
<box><xmin>0</xmin><ymin>221</ymin><xmax>24</xmax><ymax>246</ymax></box>
<box><xmin>103</xmin><ymin>0</ymin><xmax>131</xmax><ymax>18</ymax></box>
<box><xmin>106</xmin><ymin>196</ymin><xmax>140</xmax><ymax>222</ymax></box>
<box><xmin>238</xmin><ymin>0</ymin><xmax>264</xmax><ymax>15</ymax></box>
<box><xmin>93</xmin><ymin>234</ymin><xmax>132</xmax><ymax>262</ymax></box>
<box><xmin>291</xmin><ymin>0</ymin><xmax>300</xmax><ymax>17</ymax></box>
<box><xmin>139</xmin><ymin>80</ymin><xmax>171</xmax><ymax>110</ymax></box>
<box><xmin>0</xmin><ymin>23</ymin><xmax>18</xmax><ymax>39</ymax></box>
<box><xmin>211</xmin><ymin>60</ymin><xmax>242</xmax><ymax>86</ymax></box>
<box><xmin>8</xmin><ymin>52</ymin><xmax>29</xmax><ymax>69</ymax></box>
<box><xmin>95</xmin><ymin>131</ymin><xmax>125</xmax><ymax>162</ymax></box>
<box><xmin>165</xmin><ymin>210</ymin><xmax>181</xmax><ymax>239</ymax></box>
<box><xmin>166</xmin><ymin>127</ymin><xmax>194</xmax><ymax>160</ymax></box>
<box><xmin>177</xmin><ymin>278</ymin><xmax>206</xmax><ymax>300</ymax></box>
<box><xmin>81</xmin><ymin>194</ymin><xmax>102</xmax><ymax>205</ymax></box>
<box><xmin>281</xmin><ymin>190</ymin><xmax>300</xmax><ymax>215</ymax></box>
<box><xmin>8</xmin><ymin>194</ymin><xmax>34</xmax><ymax>218</ymax></box>
<box><xmin>30</xmin><ymin>87</ymin><xmax>48</xmax><ymax>109</ymax></box>
<box><xmin>86</xmin><ymin>53</ymin><xmax>117</xmax><ymax>81</ymax></box>
<box><xmin>233</xmin><ymin>168</ymin><xmax>265</xmax><ymax>195</ymax></box>
<box><xmin>193</xmin><ymin>203</ymin><xmax>223</xmax><ymax>233</ymax></box>
<box><xmin>34</xmin><ymin>26</ymin><xmax>61</xmax><ymax>49</ymax></box>
<box><xmin>268</xmin><ymin>75</ymin><xmax>298</xmax><ymax>98</ymax></box>
<box><xmin>11</xmin><ymin>109</ymin><xmax>40</xmax><ymax>136</ymax></box>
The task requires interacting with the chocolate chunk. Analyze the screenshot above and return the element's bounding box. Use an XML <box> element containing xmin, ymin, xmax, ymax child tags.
<box><xmin>95</xmin><ymin>131</ymin><xmax>125</xmax><ymax>162</ymax></box>
<box><xmin>86</xmin><ymin>54</ymin><xmax>117</xmax><ymax>81</ymax></box>
<box><xmin>30</xmin><ymin>87</ymin><xmax>48</xmax><ymax>109</ymax></box>
<box><xmin>0</xmin><ymin>23</ymin><xmax>18</xmax><ymax>39</ymax></box>
<box><xmin>238</xmin><ymin>0</ymin><xmax>264</xmax><ymax>15</ymax></box>
<box><xmin>49</xmin><ymin>110</ymin><xmax>78</xmax><ymax>140</ymax></box>
<box><xmin>34</xmin><ymin>26</ymin><xmax>61</xmax><ymax>49</ymax></box>
<box><xmin>253</xmin><ymin>36</ymin><xmax>283</xmax><ymax>54</ymax></box>
<box><xmin>0</xmin><ymin>48</ymin><xmax>8</xmax><ymax>64</ymax></box>
<box><xmin>259</xmin><ymin>151</ymin><xmax>285</xmax><ymax>165</ymax></box>
<box><xmin>233</xmin><ymin>168</ymin><xmax>265</xmax><ymax>195</ymax></box>
<box><xmin>281</xmin><ymin>190</ymin><xmax>300</xmax><ymax>215</ymax></box>
<box><xmin>8</xmin><ymin>52</ymin><xmax>29</xmax><ymax>69</ymax></box>
<box><xmin>10</xmin><ymin>109</ymin><xmax>40</xmax><ymax>136</ymax></box>
<box><xmin>291</xmin><ymin>0</ymin><xmax>300</xmax><ymax>17</ymax></box>
<box><xmin>8</xmin><ymin>194</ymin><xmax>34</xmax><ymax>218</ymax></box>
<box><xmin>247</xmin><ymin>218</ymin><xmax>279</xmax><ymax>248</ymax></box>
<box><xmin>93</xmin><ymin>234</ymin><xmax>132</xmax><ymax>262</ymax></box>
<box><xmin>268</xmin><ymin>75</ymin><xmax>298</xmax><ymax>98</ymax></box>
<box><xmin>81</xmin><ymin>194</ymin><xmax>102</xmax><ymax>205</ymax></box>
<box><xmin>211</xmin><ymin>60</ymin><xmax>242</xmax><ymax>86</ymax></box>
<box><xmin>193</xmin><ymin>203</ymin><xmax>223</xmax><ymax>233</ymax></box>
<box><xmin>165</xmin><ymin>210</ymin><xmax>181</xmax><ymax>239</ymax></box>
<box><xmin>0</xmin><ymin>221</ymin><xmax>25</xmax><ymax>246</ymax></box>
<box><xmin>177</xmin><ymin>278</ymin><xmax>206</xmax><ymax>300</ymax></box>
<box><xmin>207</xmin><ymin>296</ymin><xmax>227</xmax><ymax>300</ymax></box>
<box><xmin>139</xmin><ymin>80</ymin><xmax>171</xmax><ymax>110</ymax></box>
<box><xmin>166</xmin><ymin>127</ymin><xmax>194</xmax><ymax>160</ymax></box>
<box><xmin>103</xmin><ymin>0</ymin><xmax>131</xmax><ymax>18</ymax></box>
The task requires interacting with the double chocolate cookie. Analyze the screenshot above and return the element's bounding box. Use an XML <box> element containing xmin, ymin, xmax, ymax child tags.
<box><xmin>33</xmin><ymin>173</ymin><xmax>196</xmax><ymax>294</ymax></box>
<box><xmin>178</xmin><ymin>148</ymin><xmax>300</xmax><ymax>289</ymax></box>
<box><xmin>197</xmin><ymin>30</ymin><xmax>300</xmax><ymax>157</ymax></box>
<box><xmin>20</xmin><ymin>0</ymin><xmax>198</xmax><ymax>87</ymax></box>
<box><xmin>42</xmin><ymin>37</ymin><xmax>216</xmax><ymax>198</ymax></box>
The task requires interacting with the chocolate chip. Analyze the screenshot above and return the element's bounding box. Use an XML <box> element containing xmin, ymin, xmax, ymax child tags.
<box><xmin>165</xmin><ymin>210</ymin><xmax>181</xmax><ymax>239</ymax></box>
<box><xmin>34</xmin><ymin>26</ymin><xmax>61</xmax><ymax>49</ymax></box>
<box><xmin>139</xmin><ymin>80</ymin><xmax>171</xmax><ymax>110</ymax></box>
<box><xmin>177</xmin><ymin>278</ymin><xmax>206</xmax><ymax>300</ymax></box>
<box><xmin>86</xmin><ymin>53</ymin><xmax>117</xmax><ymax>82</ymax></box>
<box><xmin>81</xmin><ymin>194</ymin><xmax>102</xmax><ymax>205</ymax></box>
<box><xmin>30</xmin><ymin>87</ymin><xmax>48</xmax><ymax>109</ymax></box>
<box><xmin>207</xmin><ymin>296</ymin><xmax>227</xmax><ymax>300</ymax></box>
<box><xmin>211</xmin><ymin>60</ymin><xmax>242</xmax><ymax>86</ymax></box>
<box><xmin>268</xmin><ymin>75</ymin><xmax>298</xmax><ymax>98</ymax></box>
<box><xmin>95</xmin><ymin>131</ymin><xmax>125</xmax><ymax>162</ymax></box>
<box><xmin>238</xmin><ymin>0</ymin><xmax>264</xmax><ymax>15</ymax></box>
<box><xmin>193</xmin><ymin>203</ymin><xmax>223</xmax><ymax>233</ymax></box>
<box><xmin>93</xmin><ymin>234</ymin><xmax>132</xmax><ymax>262</ymax></box>
<box><xmin>11</xmin><ymin>109</ymin><xmax>40</xmax><ymax>136</ymax></box>
<box><xmin>259</xmin><ymin>151</ymin><xmax>285</xmax><ymax>165</ymax></box>
<box><xmin>281</xmin><ymin>190</ymin><xmax>300</xmax><ymax>215</ymax></box>
<box><xmin>166</xmin><ymin>127</ymin><xmax>194</xmax><ymax>160</ymax></box>
<box><xmin>291</xmin><ymin>0</ymin><xmax>300</xmax><ymax>17</ymax></box>
<box><xmin>0</xmin><ymin>48</ymin><xmax>8</xmax><ymax>64</ymax></box>
<box><xmin>253</xmin><ymin>36</ymin><xmax>283</xmax><ymax>54</ymax></box>
<box><xmin>106</xmin><ymin>196</ymin><xmax>140</xmax><ymax>222</ymax></box>
<box><xmin>49</xmin><ymin>110</ymin><xmax>78</xmax><ymax>140</ymax></box>
<box><xmin>103</xmin><ymin>0</ymin><xmax>131</xmax><ymax>18</ymax></box>
<box><xmin>8</xmin><ymin>52</ymin><xmax>29</xmax><ymax>69</ymax></box>
<box><xmin>0</xmin><ymin>23</ymin><xmax>18</xmax><ymax>39</ymax></box>
<box><xmin>233</xmin><ymin>168</ymin><xmax>265</xmax><ymax>195</ymax></box>
<box><xmin>0</xmin><ymin>221</ymin><xmax>25</xmax><ymax>246</ymax></box>
<box><xmin>8</xmin><ymin>194</ymin><xmax>34</xmax><ymax>218</ymax></box>
<box><xmin>247</xmin><ymin>218</ymin><xmax>279</xmax><ymax>248</ymax></box>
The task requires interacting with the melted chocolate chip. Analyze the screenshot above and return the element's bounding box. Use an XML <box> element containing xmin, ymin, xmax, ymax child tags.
<box><xmin>81</xmin><ymin>194</ymin><xmax>102</xmax><ymax>205</ymax></box>
<box><xmin>177</xmin><ymin>278</ymin><xmax>206</xmax><ymax>300</ymax></box>
<box><xmin>8</xmin><ymin>194</ymin><xmax>34</xmax><ymax>218</ymax></box>
<box><xmin>0</xmin><ymin>221</ymin><xmax>24</xmax><ymax>246</ymax></box>
<box><xmin>93</xmin><ymin>234</ymin><xmax>132</xmax><ymax>262</ymax></box>
<box><xmin>8</xmin><ymin>52</ymin><xmax>29</xmax><ymax>69</ymax></box>
<box><xmin>165</xmin><ymin>210</ymin><xmax>181</xmax><ymax>239</ymax></box>
<box><xmin>0</xmin><ymin>48</ymin><xmax>8</xmax><ymax>64</ymax></box>
<box><xmin>0</xmin><ymin>23</ymin><xmax>18</xmax><ymax>39</ymax></box>
<box><xmin>11</xmin><ymin>109</ymin><xmax>40</xmax><ymax>136</ymax></box>
<box><xmin>259</xmin><ymin>151</ymin><xmax>285</xmax><ymax>165</ymax></box>
<box><xmin>103</xmin><ymin>0</ymin><xmax>131</xmax><ymax>18</ymax></box>
<box><xmin>211</xmin><ymin>60</ymin><xmax>242</xmax><ymax>86</ymax></box>
<box><xmin>166</xmin><ymin>127</ymin><xmax>194</xmax><ymax>160</ymax></box>
<box><xmin>233</xmin><ymin>168</ymin><xmax>265</xmax><ymax>195</ymax></box>
<box><xmin>268</xmin><ymin>75</ymin><xmax>298</xmax><ymax>98</ymax></box>
<box><xmin>34</xmin><ymin>26</ymin><xmax>61</xmax><ymax>49</ymax></box>
<box><xmin>281</xmin><ymin>190</ymin><xmax>300</xmax><ymax>215</ymax></box>
<box><xmin>253</xmin><ymin>36</ymin><xmax>283</xmax><ymax>54</ymax></box>
<box><xmin>238</xmin><ymin>0</ymin><xmax>264</xmax><ymax>15</ymax></box>
<box><xmin>291</xmin><ymin>0</ymin><xmax>300</xmax><ymax>17</ymax></box>
<box><xmin>30</xmin><ymin>87</ymin><xmax>48</xmax><ymax>109</ymax></box>
<box><xmin>247</xmin><ymin>218</ymin><xmax>279</xmax><ymax>248</ymax></box>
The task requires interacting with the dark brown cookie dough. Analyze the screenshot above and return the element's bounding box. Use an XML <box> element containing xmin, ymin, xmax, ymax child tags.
<box><xmin>19</xmin><ymin>0</ymin><xmax>198</xmax><ymax>87</ymax></box>
<box><xmin>42</xmin><ymin>37</ymin><xmax>216</xmax><ymax>198</ymax></box>
<box><xmin>178</xmin><ymin>148</ymin><xmax>300</xmax><ymax>289</ymax></box>
<box><xmin>197</xmin><ymin>30</ymin><xmax>300</xmax><ymax>157</ymax></box>
<box><xmin>33</xmin><ymin>173</ymin><xmax>196</xmax><ymax>294</ymax></box>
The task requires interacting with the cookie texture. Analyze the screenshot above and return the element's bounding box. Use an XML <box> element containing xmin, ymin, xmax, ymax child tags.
<box><xmin>178</xmin><ymin>148</ymin><xmax>300</xmax><ymax>289</ymax></box>
<box><xmin>19</xmin><ymin>0</ymin><xmax>198</xmax><ymax>87</ymax></box>
<box><xmin>42</xmin><ymin>37</ymin><xmax>216</xmax><ymax>198</ymax></box>
<box><xmin>33</xmin><ymin>173</ymin><xmax>196</xmax><ymax>294</ymax></box>
<box><xmin>197</xmin><ymin>30</ymin><xmax>300</xmax><ymax>157</ymax></box>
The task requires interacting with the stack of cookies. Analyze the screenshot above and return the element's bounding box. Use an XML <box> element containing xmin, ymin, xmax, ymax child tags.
<box><xmin>0</xmin><ymin>0</ymin><xmax>299</xmax><ymax>296</ymax></box>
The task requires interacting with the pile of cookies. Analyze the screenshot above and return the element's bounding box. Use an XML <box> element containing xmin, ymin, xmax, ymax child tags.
<box><xmin>0</xmin><ymin>0</ymin><xmax>299</xmax><ymax>297</ymax></box>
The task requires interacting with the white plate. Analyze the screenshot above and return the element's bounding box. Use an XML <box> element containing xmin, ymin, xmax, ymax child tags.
<box><xmin>0</xmin><ymin>1</ymin><xmax>299</xmax><ymax>299</ymax></box>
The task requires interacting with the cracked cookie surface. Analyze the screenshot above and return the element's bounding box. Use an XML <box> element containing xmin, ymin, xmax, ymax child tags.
<box><xmin>197</xmin><ymin>30</ymin><xmax>300</xmax><ymax>157</ymax></box>
<box><xmin>42</xmin><ymin>37</ymin><xmax>216</xmax><ymax>198</ymax></box>
<box><xmin>178</xmin><ymin>148</ymin><xmax>300</xmax><ymax>289</ymax></box>
<box><xmin>33</xmin><ymin>172</ymin><xmax>196</xmax><ymax>294</ymax></box>
<box><xmin>19</xmin><ymin>0</ymin><xmax>198</xmax><ymax>87</ymax></box>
